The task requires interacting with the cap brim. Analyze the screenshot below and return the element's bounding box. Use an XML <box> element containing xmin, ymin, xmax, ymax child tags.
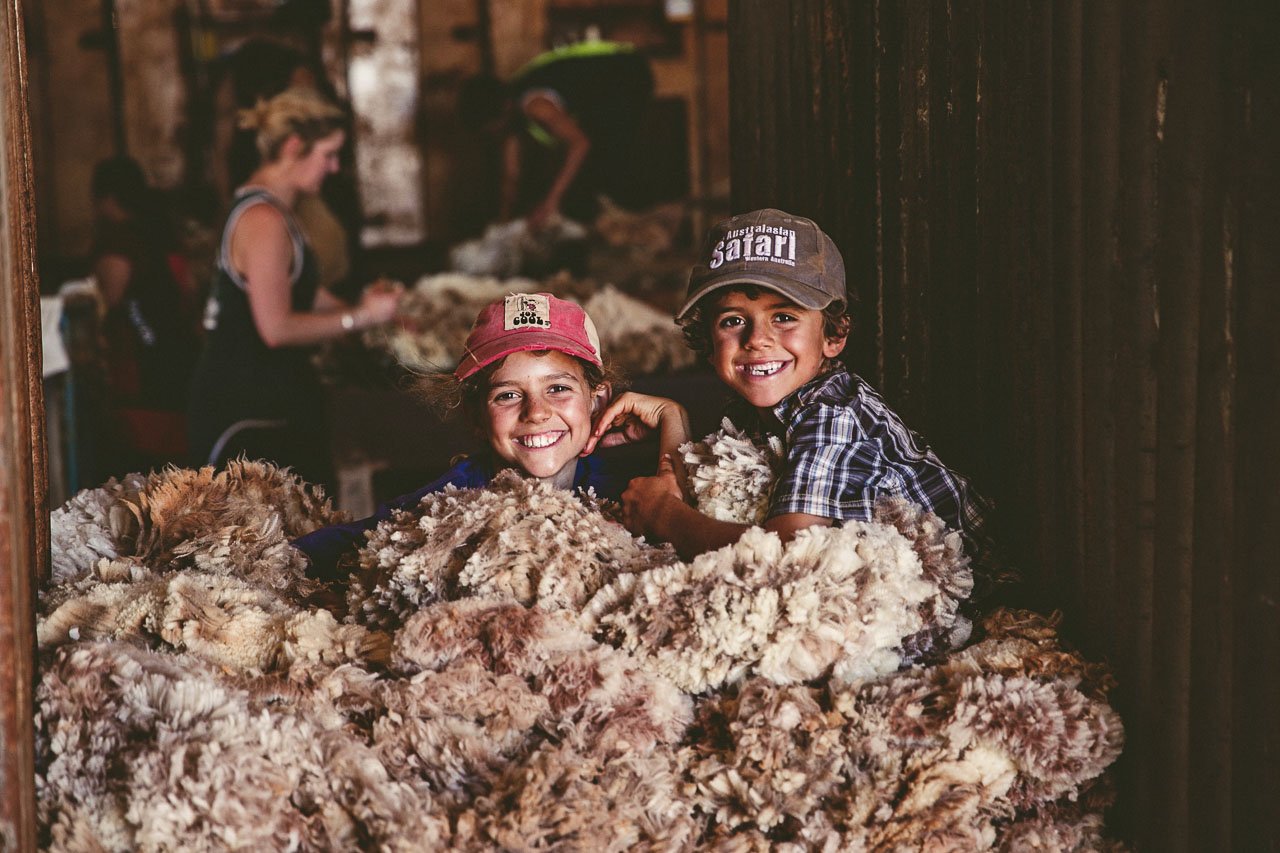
<box><xmin>455</xmin><ymin>334</ymin><xmax>602</xmax><ymax>381</ymax></box>
<box><xmin>675</xmin><ymin>273</ymin><xmax>838</xmax><ymax>321</ymax></box>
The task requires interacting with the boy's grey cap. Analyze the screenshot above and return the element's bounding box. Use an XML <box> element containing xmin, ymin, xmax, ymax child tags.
<box><xmin>677</xmin><ymin>208</ymin><xmax>846</xmax><ymax>321</ymax></box>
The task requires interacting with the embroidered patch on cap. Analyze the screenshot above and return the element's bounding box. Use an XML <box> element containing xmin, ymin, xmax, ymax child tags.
<box><xmin>503</xmin><ymin>293</ymin><xmax>552</xmax><ymax>330</ymax></box>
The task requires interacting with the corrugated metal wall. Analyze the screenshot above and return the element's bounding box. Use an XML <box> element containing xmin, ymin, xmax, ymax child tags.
<box><xmin>728</xmin><ymin>1</ymin><xmax>1279</xmax><ymax>849</ymax></box>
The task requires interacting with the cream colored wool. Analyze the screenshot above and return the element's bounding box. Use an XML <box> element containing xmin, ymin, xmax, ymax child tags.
<box><xmin>582</xmin><ymin>284</ymin><xmax>698</xmax><ymax>375</ymax></box>
<box><xmin>349</xmin><ymin>470</ymin><xmax>676</xmax><ymax>628</ymax></box>
<box><xmin>360</xmin><ymin>272</ymin><xmax>537</xmax><ymax>373</ymax></box>
<box><xmin>49</xmin><ymin>472</ymin><xmax>147</xmax><ymax>585</ymax></box>
<box><xmin>680</xmin><ymin>419</ymin><xmax>787</xmax><ymax>525</ymax></box>
<box><xmin>363</xmin><ymin>271</ymin><xmax>693</xmax><ymax>376</ymax></box>
<box><xmin>584</xmin><ymin>521</ymin><xmax>937</xmax><ymax>693</ymax></box>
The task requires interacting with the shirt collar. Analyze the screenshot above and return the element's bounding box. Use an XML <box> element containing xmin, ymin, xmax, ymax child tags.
<box><xmin>772</xmin><ymin>364</ymin><xmax>850</xmax><ymax>424</ymax></box>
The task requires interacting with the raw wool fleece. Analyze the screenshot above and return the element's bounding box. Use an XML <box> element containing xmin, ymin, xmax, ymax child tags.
<box><xmin>680</xmin><ymin>418</ymin><xmax>787</xmax><ymax>525</ymax></box>
<box><xmin>48</xmin><ymin>472</ymin><xmax>147</xmax><ymax>585</ymax></box>
<box><xmin>449</xmin><ymin>216</ymin><xmax>588</xmax><ymax>277</ymax></box>
<box><xmin>684</xmin><ymin>609</ymin><xmax>1124</xmax><ymax>849</ymax></box>
<box><xmin>38</xmin><ymin>460</ymin><xmax>381</xmax><ymax>675</ymax></box>
<box><xmin>38</xmin><ymin>448</ymin><xmax>1127</xmax><ymax>849</ymax></box>
<box><xmin>583</xmin><ymin>521</ymin><xmax>942</xmax><ymax>693</ymax></box>
<box><xmin>347</xmin><ymin>470</ymin><xmax>677</xmax><ymax>629</ymax></box>
<box><xmin>361</xmin><ymin>271</ymin><xmax>694</xmax><ymax>376</ymax></box>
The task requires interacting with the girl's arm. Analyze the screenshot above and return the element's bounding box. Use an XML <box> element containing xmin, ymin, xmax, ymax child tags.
<box><xmin>584</xmin><ymin>391</ymin><xmax>691</xmax><ymax>463</ymax></box>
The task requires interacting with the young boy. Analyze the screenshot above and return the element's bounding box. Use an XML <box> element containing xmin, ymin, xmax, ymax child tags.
<box><xmin>294</xmin><ymin>292</ymin><xmax>689</xmax><ymax>579</ymax></box>
<box><xmin>621</xmin><ymin>208</ymin><xmax>992</xmax><ymax>564</ymax></box>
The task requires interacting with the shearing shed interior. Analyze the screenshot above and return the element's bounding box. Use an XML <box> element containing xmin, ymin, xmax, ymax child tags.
<box><xmin>0</xmin><ymin>1</ymin><xmax>1278</xmax><ymax>851</ymax></box>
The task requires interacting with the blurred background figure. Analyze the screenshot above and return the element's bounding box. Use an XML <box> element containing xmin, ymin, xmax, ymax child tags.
<box><xmin>210</xmin><ymin>36</ymin><xmax>359</xmax><ymax>299</ymax></box>
<box><xmin>459</xmin><ymin>39</ymin><xmax>655</xmax><ymax>231</ymax></box>
<box><xmin>187</xmin><ymin>87</ymin><xmax>402</xmax><ymax>490</ymax></box>
<box><xmin>90</xmin><ymin>155</ymin><xmax>200</xmax><ymax>471</ymax></box>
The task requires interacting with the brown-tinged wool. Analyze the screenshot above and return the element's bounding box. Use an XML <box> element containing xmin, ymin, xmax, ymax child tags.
<box><xmin>584</xmin><ymin>521</ymin><xmax>937</xmax><ymax>693</ymax></box>
<box><xmin>682</xmin><ymin>679</ymin><xmax>849</xmax><ymax>833</ymax></box>
<box><xmin>950</xmin><ymin>609</ymin><xmax>1118</xmax><ymax>702</ymax></box>
<box><xmin>37</xmin><ymin>641</ymin><xmax>443</xmax><ymax>853</ymax></box>
<box><xmin>393</xmin><ymin>600</ymin><xmax>691</xmax><ymax>758</ymax></box>
<box><xmin>457</xmin><ymin>741</ymin><xmax>698</xmax><ymax>852</ymax></box>
<box><xmin>997</xmin><ymin>806</ymin><xmax>1128</xmax><ymax>852</ymax></box>
<box><xmin>819</xmin><ymin>620</ymin><xmax>1123</xmax><ymax>849</ymax></box>
<box><xmin>350</xmin><ymin>470</ymin><xmax>676</xmax><ymax>629</ymax></box>
<box><xmin>121</xmin><ymin>459</ymin><xmax>345</xmax><ymax>592</ymax></box>
<box><xmin>48</xmin><ymin>473</ymin><xmax>148</xmax><ymax>586</ymax></box>
<box><xmin>947</xmin><ymin>675</ymin><xmax>1125</xmax><ymax>809</ymax></box>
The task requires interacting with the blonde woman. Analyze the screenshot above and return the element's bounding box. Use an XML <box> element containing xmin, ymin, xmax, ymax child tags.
<box><xmin>188</xmin><ymin>87</ymin><xmax>402</xmax><ymax>487</ymax></box>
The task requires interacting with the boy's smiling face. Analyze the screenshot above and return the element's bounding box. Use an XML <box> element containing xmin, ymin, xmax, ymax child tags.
<box><xmin>483</xmin><ymin>350</ymin><xmax>608</xmax><ymax>488</ymax></box>
<box><xmin>709</xmin><ymin>289</ymin><xmax>847</xmax><ymax>410</ymax></box>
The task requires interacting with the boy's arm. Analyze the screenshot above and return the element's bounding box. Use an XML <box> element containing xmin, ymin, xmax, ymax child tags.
<box><xmin>622</xmin><ymin>456</ymin><xmax>833</xmax><ymax>560</ymax></box>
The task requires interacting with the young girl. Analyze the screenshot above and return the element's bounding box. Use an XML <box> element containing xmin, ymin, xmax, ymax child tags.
<box><xmin>293</xmin><ymin>292</ymin><xmax>690</xmax><ymax>579</ymax></box>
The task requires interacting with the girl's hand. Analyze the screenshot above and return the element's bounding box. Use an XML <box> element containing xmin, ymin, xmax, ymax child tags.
<box><xmin>584</xmin><ymin>392</ymin><xmax>680</xmax><ymax>455</ymax></box>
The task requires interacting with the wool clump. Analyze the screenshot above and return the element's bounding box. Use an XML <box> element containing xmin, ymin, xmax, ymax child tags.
<box><xmin>348</xmin><ymin>470</ymin><xmax>677</xmax><ymax>628</ymax></box>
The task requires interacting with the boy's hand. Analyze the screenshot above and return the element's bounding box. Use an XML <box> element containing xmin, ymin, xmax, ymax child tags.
<box><xmin>621</xmin><ymin>454</ymin><xmax>685</xmax><ymax>538</ymax></box>
<box><xmin>584</xmin><ymin>392</ymin><xmax>681</xmax><ymax>455</ymax></box>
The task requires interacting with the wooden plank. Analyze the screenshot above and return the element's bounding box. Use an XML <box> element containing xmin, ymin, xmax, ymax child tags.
<box><xmin>0</xmin><ymin>0</ymin><xmax>43</xmax><ymax>846</ymax></box>
<box><xmin>1050</xmin><ymin>0</ymin><xmax>1085</xmax><ymax>621</ymax></box>
<box><xmin>1149</xmin><ymin>2</ymin><xmax>1215</xmax><ymax>847</ymax></box>
<box><xmin>1230</xmin><ymin>0</ymin><xmax>1280</xmax><ymax>846</ymax></box>
<box><xmin>1112</xmin><ymin>0</ymin><xmax>1168</xmax><ymax>840</ymax></box>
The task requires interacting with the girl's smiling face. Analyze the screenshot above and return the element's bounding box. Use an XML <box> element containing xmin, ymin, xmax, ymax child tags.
<box><xmin>482</xmin><ymin>350</ymin><xmax>608</xmax><ymax>489</ymax></box>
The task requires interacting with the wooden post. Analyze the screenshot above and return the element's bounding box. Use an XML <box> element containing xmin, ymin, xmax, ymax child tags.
<box><xmin>0</xmin><ymin>0</ymin><xmax>43</xmax><ymax>846</ymax></box>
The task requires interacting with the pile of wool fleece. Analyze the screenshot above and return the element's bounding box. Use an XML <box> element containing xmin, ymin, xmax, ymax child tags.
<box><xmin>37</xmin><ymin>443</ymin><xmax>1125</xmax><ymax>850</ymax></box>
<box><xmin>362</xmin><ymin>271</ymin><xmax>695</xmax><ymax>376</ymax></box>
<box><xmin>448</xmin><ymin>217</ymin><xmax>588</xmax><ymax>277</ymax></box>
<box><xmin>37</xmin><ymin>464</ymin><xmax>694</xmax><ymax>851</ymax></box>
<box><xmin>359</xmin><ymin>272</ymin><xmax>537</xmax><ymax>373</ymax></box>
<box><xmin>681</xmin><ymin>609</ymin><xmax>1124</xmax><ymax>850</ymax></box>
<box><xmin>347</xmin><ymin>470</ymin><xmax>678</xmax><ymax>629</ymax></box>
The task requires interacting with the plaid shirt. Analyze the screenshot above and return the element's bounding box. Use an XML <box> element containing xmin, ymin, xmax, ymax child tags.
<box><xmin>729</xmin><ymin>366</ymin><xmax>992</xmax><ymax>556</ymax></box>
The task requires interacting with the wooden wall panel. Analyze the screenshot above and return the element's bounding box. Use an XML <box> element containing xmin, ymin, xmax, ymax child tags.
<box><xmin>0</xmin><ymin>0</ymin><xmax>43</xmax><ymax>846</ymax></box>
<box><xmin>729</xmin><ymin>1</ymin><xmax>1280</xmax><ymax>849</ymax></box>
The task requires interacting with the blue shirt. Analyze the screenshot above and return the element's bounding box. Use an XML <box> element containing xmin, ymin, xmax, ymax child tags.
<box><xmin>292</xmin><ymin>450</ymin><xmax>645</xmax><ymax>581</ymax></box>
<box><xmin>729</xmin><ymin>366</ymin><xmax>993</xmax><ymax>560</ymax></box>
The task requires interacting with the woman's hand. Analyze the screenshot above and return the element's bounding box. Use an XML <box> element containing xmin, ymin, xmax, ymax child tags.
<box><xmin>354</xmin><ymin>278</ymin><xmax>404</xmax><ymax>327</ymax></box>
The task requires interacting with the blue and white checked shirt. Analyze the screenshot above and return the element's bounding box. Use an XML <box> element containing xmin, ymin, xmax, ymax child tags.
<box><xmin>728</xmin><ymin>366</ymin><xmax>992</xmax><ymax>558</ymax></box>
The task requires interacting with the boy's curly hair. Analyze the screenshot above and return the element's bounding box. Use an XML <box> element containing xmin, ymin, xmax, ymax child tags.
<box><xmin>678</xmin><ymin>284</ymin><xmax>851</xmax><ymax>365</ymax></box>
<box><xmin>417</xmin><ymin>351</ymin><xmax>626</xmax><ymax>429</ymax></box>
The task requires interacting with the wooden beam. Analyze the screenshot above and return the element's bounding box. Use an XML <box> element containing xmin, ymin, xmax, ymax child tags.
<box><xmin>0</xmin><ymin>0</ymin><xmax>43</xmax><ymax>846</ymax></box>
